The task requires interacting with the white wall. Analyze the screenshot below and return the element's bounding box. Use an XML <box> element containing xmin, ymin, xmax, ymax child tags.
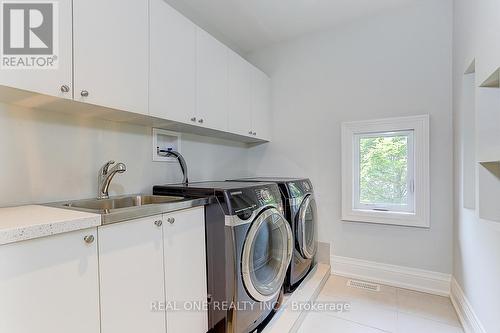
<box><xmin>0</xmin><ymin>102</ymin><xmax>250</xmax><ymax>207</ymax></box>
<box><xmin>453</xmin><ymin>0</ymin><xmax>500</xmax><ymax>331</ymax></box>
<box><xmin>246</xmin><ymin>0</ymin><xmax>454</xmax><ymax>273</ymax></box>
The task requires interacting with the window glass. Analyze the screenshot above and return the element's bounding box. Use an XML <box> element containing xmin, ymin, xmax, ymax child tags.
<box><xmin>354</xmin><ymin>131</ymin><xmax>414</xmax><ymax>212</ymax></box>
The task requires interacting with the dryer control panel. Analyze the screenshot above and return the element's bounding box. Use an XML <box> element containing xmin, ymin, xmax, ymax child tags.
<box><xmin>226</xmin><ymin>184</ymin><xmax>283</xmax><ymax>216</ymax></box>
<box><xmin>256</xmin><ymin>188</ymin><xmax>273</xmax><ymax>205</ymax></box>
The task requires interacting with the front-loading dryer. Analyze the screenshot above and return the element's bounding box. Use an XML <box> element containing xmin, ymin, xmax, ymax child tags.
<box><xmin>153</xmin><ymin>181</ymin><xmax>293</xmax><ymax>333</ymax></box>
<box><xmin>228</xmin><ymin>178</ymin><xmax>318</xmax><ymax>293</ymax></box>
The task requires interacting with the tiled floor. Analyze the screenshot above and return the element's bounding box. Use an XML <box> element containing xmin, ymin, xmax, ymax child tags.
<box><xmin>297</xmin><ymin>275</ymin><xmax>464</xmax><ymax>333</ymax></box>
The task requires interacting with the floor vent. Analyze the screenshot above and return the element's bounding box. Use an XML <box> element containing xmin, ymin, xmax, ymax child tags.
<box><xmin>347</xmin><ymin>279</ymin><xmax>381</xmax><ymax>292</ymax></box>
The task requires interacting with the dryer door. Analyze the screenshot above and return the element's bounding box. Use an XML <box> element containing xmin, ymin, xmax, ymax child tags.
<box><xmin>296</xmin><ymin>194</ymin><xmax>317</xmax><ymax>259</ymax></box>
<box><xmin>241</xmin><ymin>207</ymin><xmax>293</xmax><ymax>302</ymax></box>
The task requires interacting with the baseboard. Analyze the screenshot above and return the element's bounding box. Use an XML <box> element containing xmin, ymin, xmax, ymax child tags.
<box><xmin>450</xmin><ymin>277</ymin><xmax>486</xmax><ymax>333</ymax></box>
<box><xmin>331</xmin><ymin>255</ymin><xmax>451</xmax><ymax>296</ymax></box>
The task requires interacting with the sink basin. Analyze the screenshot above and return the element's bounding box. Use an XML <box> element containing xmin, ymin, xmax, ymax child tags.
<box><xmin>63</xmin><ymin>195</ymin><xmax>184</xmax><ymax>210</ymax></box>
<box><xmin>48</xmin><ymin>194</ymin><xmax>208</xmax><ymax>225</ymax></box>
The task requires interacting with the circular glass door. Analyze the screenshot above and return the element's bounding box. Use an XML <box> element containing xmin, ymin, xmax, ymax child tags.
<box><xmin>296</xmin><ymin>195</ymin><xmax>317</xmax><ymax>259</ymax></box>
<box><xmin>241</xmin><ymin>207</ymin><xmax>293</xmax><ymax>302</ymax></box>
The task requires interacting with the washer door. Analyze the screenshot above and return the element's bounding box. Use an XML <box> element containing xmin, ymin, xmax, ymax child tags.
<box><xmin>296</xmin><ymin>194</ymin><xmax>317</xmax><ymax>259</ymax></box>
<box><xmin>241</xmin><ymin>207</ymin><xmax>293</xmax><ymax>302</ymax></box>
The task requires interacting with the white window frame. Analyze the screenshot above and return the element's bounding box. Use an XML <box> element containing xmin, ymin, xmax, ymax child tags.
<box><xmin>341</xmin><ymin>115</ymin><xmax>430</xmax><ymax>228</ymax></box>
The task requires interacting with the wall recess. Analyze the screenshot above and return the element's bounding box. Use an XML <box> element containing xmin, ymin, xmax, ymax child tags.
<box><xmin>478</xmin><ymin>161</ymin><xmax>500</xmax><ymax>222</ymax></box>
<box><xmin>462</xmin><ymin>61</ymin><xmax>476</xmax><ymax>209</ymax></box>
<box><xmin>152</xmin><ymin>128</ymin><xmax>181</xmax><ymax>162</ymax></box>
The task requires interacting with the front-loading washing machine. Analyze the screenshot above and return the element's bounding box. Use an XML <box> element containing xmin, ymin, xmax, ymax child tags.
<box><xmin>228</xmin><ymin>178</ymin><xmax>317</xmax><ymax>293</ymax></box>
<box><xmin>153</xmin><ymin>181</ymin><xmax>293</xmax><ymax>333</ymax></box>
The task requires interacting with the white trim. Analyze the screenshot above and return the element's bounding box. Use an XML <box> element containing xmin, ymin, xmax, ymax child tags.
<box><xmin>331</xmin><ymin>255</ymin><xmax>451</xmax><ymax>296</ymax></box>
<box><xmin>341</xmin><ymin>114</ymin><xmax>430</xmax><ymax>228</ymax></box>
<box><xmin>450</xmin><ymin>278</ymin><xmax>486</xmax><ymax>333</ymax></box>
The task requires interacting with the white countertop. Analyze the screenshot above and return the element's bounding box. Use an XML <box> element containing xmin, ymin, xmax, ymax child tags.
<box><xmin>0</xmin><ymin>205</ymin><xmax>101</xmax><ymax>245</ymax></box>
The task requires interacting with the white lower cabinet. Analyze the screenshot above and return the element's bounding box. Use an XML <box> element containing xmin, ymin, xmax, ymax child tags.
<box><xmin>98</xmin><ymin>207</ymin><xmax>208</xmax><ymax>333</ymax></box>
<box><xmin>0</xmin><ymin>228</ymin><xmax>100</xmax><ymax>333</ymax></box>
<box><xmin>163</xmin><ymin>207</ymin><xmax>208</xmax><ymax>333</ymax></box>
<box><xmin>98</xmin><ymin>215</ymin><xmax>166</xmax><ymax>333</ymax></box>
<box><xmin>0</xmin><ymin>208</ymin><xmax>208</xmax><ymax>333</ymax></box>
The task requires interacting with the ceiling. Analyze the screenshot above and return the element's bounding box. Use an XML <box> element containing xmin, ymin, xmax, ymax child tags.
<box><xmin>165</xmin><ymin>0</ymin><xmax>418</xmax><ymax>54</ymax></box>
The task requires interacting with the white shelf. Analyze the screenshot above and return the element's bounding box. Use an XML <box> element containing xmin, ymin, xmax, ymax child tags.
<box><xmin>464</xmin><ymin>59</ymin><xmax>475</xmax><ymax>74</ymax></box>
<box><xmin>479</xmin><ymin>161</ymin><xmax>500</xmax><ymax>178</ymax></box>
<box><xmin>479</xmin><ymin>68</ymin><xmax>500</xmax><ymax>88</ymax></box>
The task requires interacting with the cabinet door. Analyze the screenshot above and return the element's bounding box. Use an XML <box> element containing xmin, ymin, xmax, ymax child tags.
<box><xmin>150</xmin><ymin>0</ymin><xmax>196</xmax><ymax>123</ymax></box>
<box><xmin>227</xmin><ymin>50</ymin><xmax>253</xmax><ymax>137</ymax></box>
<box><xmin>0</xmin><ymin>0</ymin><xmax>72</xmax><ymax>98</ymax></box>
<box><xmin>73</xmin><ymin>0</ymin><xmax>148</xmax><ymax>114</ymax></box>
<box><xmin>196</xmin><ymin>28</ymin><xmax>228</xmax><ymax>130</ymax></box>
<box><xmin>0</xmin><ymin>228</ymin><xmax>100</xmax><ymax>333</ymax></box>
<box><xmin>98</xmin><ymin>216</ymin><xmax>166</xmax><ymax>333</ymax></box>
<box><xmin>251</xmin><ymin>67</ymin><xmax>272</xmax><ymax>141</ymax></box>
<box><xmin>163</xmin><ymin>207</ymin><xmax>208</xmax><ymax>333</ymax></box>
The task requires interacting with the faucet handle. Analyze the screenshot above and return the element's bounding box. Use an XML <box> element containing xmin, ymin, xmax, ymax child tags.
<box><xmin>100</xmin><ymin>160</ymin><xmax>115</xmax><ymax>174</ymax></box>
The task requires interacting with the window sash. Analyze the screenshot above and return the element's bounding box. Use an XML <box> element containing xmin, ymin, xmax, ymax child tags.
<box><xmin>352</xmin><ymin>130</ymin><xmax>415</xmax><ymax>213</ymax></box>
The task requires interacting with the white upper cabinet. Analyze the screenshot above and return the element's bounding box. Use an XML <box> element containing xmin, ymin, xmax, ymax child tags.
<box><xmin>227</xmin><ymin>50</ymin><xmax>252</xmax><ymax>136</ymax></box>
<box><xmin>150</xmin><ymin>0</ymin><xmax>196</xmax><ymax>123</ymax></box>
<box><xmin>196</xmin><ymin>28</ymin><xmax>228</xmax><ymax>131</ymax></box>
<box><xmin>228</xmin><ymin>50</ymin><xmax>272</xmax><ymax>140</ymax></box>
<box><xmin>0</xmin><ymin>228</ymin><xmax>100</xmax><ymax>333</ymax></box>
<box><xmin>0</xmin><ymin>0</ymin><xmax>272</xmax><ymax>142</ymax></box>
<box><xmin>0</xmin><ymin>0</ymin><xmax>73</xmax><ymax>99</ymax></box>
<box><xmin>98</xmin><ymin>216</ymin><xmax>166</xmax><ymax>333</ymax></box>
<box><xmin>73</xmin><ymin>0</ymin><xmax>148</xmax><ymax>114</ymax></box>
<box><xmin>251</xmin><ymin>67</ymin><xmax>272</xmax><ymax>141</ymax></box>
<box><xmin>163</xmin><ymin>207</ymin><xmax>208</xmax><ymax>333</ymax></box>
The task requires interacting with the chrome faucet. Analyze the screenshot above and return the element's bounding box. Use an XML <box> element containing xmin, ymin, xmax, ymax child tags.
<box><xmin>98</xmin><ymin>160</ymin><xmax>127</xmax><ymax>199</ymax></box>
<box><xmin>157</xmin><ymin>148</ymin><xmax>189</xmax><ymax>184</ymax></box>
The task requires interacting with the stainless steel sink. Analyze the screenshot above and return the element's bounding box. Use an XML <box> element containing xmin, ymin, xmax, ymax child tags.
<box><xmin>48</xmin><ymin>194</ymin><xmax>209</xmax><ymax>225</ymax></box>
<box><xmin>63</xmin><ymin>195</ymin><xmax>184</xmax><ymax>210</ymax></box>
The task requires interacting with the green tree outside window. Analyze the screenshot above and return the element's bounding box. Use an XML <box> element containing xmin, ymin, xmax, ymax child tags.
<box><xmin>359</xmin><ymin>135</ymin><xmax>409</xmax><ymax>206</ymax></box>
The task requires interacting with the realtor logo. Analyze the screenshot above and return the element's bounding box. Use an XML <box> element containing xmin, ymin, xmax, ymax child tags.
<box><xmin>1</xmin><ymin>1</ymin><xmax>58</xmax><ymax>69</ymax></box>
